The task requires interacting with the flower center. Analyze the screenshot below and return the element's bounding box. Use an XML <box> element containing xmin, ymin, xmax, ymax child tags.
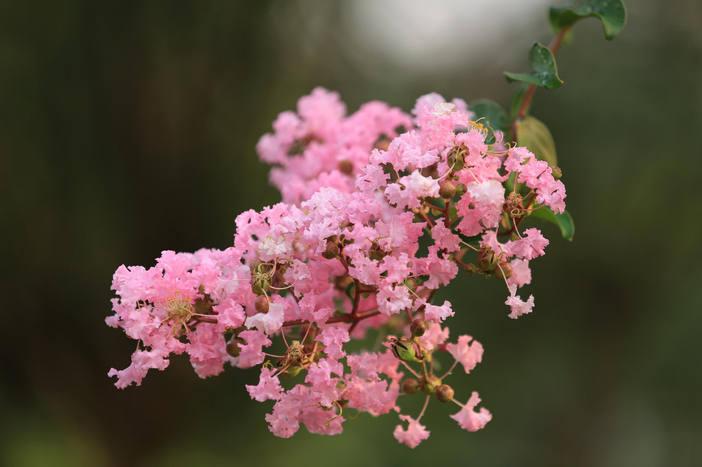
<box><xmin>165</xmin><ymin>296</ymin><xmax>194</xmax><ymax>331</ymax></box>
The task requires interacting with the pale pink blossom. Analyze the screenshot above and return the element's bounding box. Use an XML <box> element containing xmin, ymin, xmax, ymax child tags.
<box><xmin>418</xmin><ymin>323</ymin><xmax>449</xmax><ymax>351</ymax></box>
<box><xmin>424</xmin><ymin>300</ymin><xmax>454</xmax><ymax>323</ymax></box>
<box><xmin>246</xmin><ymin>367</ymin><xmax>283</xmax><ymax>402</ymax></box>
<box><xmin>507</xmin><ymin>259</ymin><xmax>532</xmax><ymax>288</ymax></box>
<box><xmin>505</xmin><ymin>293</ymin><xmax>535</xmax><ymax>319</ymax></box>
<box><xmin>318</xmin><ymin>326</ymin><xmax>350</xmax><ymax>360</ymax></box>
<box><xmin>107</xmin><ymin>89</ymin><xmax>570</xmax><ymax>446</ymax></box>
<box><xmin>431</xmin><ymin>222</ymin><xmax>461</xmax><ymax>253</ymax></box>
<box><xmin>235</xmin><ymin>330</ymin><xmax>271</xmax><ymax>368</ymax></box>
<box><xmin>506</xmin><ymin>228</ymin><xmax>549</xmax><ymax>260</ymax></box>
<box><xmin>245</xmin><ymin>302</ymin><xmax>285</xmax><ymax>335</ymax></box>
<box><xmin>450</xmin><ymin>391</ymin><xmax>492</xmax><ymax>432</ymax></box>
<box><xmin>445</xmin><ymin>335</ymin><xmax>484</xmax><ymax>373</ymax></box>
<box><xmin>393</xmin><ymin>415</ymin><xmax>430</xmax><ymax>448</ymax></box>
<box><xmin>377</xmin><ymin>283</ymin><xmax>413</xmax><ymax>316</ymax></box>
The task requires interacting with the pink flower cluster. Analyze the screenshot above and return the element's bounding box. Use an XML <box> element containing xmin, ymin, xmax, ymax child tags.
<box><xmin>257</xmin><ymin>87</ymin><xmax>412</xmax><ymax>204</ymax></box>
<box><xmin>107</xmin><ymin>88</ymin><xmax>566</xmax><ymax>447</ymax></box>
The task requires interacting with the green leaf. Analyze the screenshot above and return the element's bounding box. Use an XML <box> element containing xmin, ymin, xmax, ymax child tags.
<box><xmin>426</xmin><ymin>197</ymin><xmax>446</xmax><ymax>210</ymax></box>
<box><xmin>504</xmin><ymin>42</ymin><xmax>563</xmax><ymax>89</ymax></box>
<box><xmin>448</xmin><ymin>205</ymin><xmax>458</xmax><ymax>225</ymax></box>
<box><xmin>550</xmin><ymin>0</ymin><xmax>627</xmax><ymax>40</ymax></box>
<box><xmin>530</xmin><ymin>207</ymin><xmax>575</xmax><ymax>241</ymax></box>
<box><xmin>469</xmin><ymin>99</ymin><xmax>509</xmax><ymax>133</ymax></box>
<box><xmin>515</xmin><ymin>116</ymin><xmax>559</xmax><ymax>171</ymax></box>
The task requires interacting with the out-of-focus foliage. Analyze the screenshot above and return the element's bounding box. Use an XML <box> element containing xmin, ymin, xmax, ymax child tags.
<box><xmin>515</xmin><ymin>115</ymin><xmax>559</xmax><ymax>169</ymax></box>
<box><xmin>1</xmin><ymin>0</ymin><xmax>701</xmax><ymax>466</ymax></box>
<box><xmin>550</xmin><ymin>0</ymin><xmax>627</xmax><ymax>40</ymax></box>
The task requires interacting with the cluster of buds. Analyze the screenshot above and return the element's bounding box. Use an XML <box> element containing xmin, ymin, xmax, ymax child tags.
<box><xmin>106</xmin><ymin>88</ymin><xmax>566</xmax><ymax>447</ymax></box>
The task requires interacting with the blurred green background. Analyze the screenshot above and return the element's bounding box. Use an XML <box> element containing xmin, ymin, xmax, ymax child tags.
<box><xmin>2</xmin><ymin>1</ymin><xmax>701</xmax><ymax>466</ymax></box>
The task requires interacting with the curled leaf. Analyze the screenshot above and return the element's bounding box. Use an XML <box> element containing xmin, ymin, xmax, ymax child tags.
<box><xmin>549</xmin><ymin>0</ymin><xmax>627</xmax><ymax>40</ymax></box>
<box><xmin>530</xmin><ymin>207</ymin><xmax>575</xmax><ymax>241</ymax></box>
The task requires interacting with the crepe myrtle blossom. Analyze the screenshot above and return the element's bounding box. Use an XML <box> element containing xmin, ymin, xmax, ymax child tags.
<box><xmin>106</xmin><ymin>89</ymin><xmax>567</xmax><ymax>447</ymax></box>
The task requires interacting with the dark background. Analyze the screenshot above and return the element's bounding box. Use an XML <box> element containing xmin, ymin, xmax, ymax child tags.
<box><xmin>2</xmin><ymin>1</ymin><xmax>701</xmax><ymax>466</ymax></box>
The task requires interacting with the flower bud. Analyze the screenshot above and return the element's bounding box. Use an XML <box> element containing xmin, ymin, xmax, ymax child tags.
<box><xmin>410</xmin><ymin>319</ymin><xmax>427</xmax><ymax>337</ymax></box>
<box><xmin>455</xmin><ymin>183</ymin><xmax>466</xmax><ymax>196</ymax></box>
<box><xmin>390</xmin><ymin>337</ymin><xmax>423</xmax><ymax>363</ymax></box>
<box><xmin>439</xmin><ymin>180</ymin><xmax>457</xmax><ymax>199</ymax></box>
<box><xmin>255</xmin><ymin>295</ymin><xmax>269</xmax><ymax>314</ymax></box>
<box><xmin>334</xmin><ymin>274</ymin><xmax>353</xmax><ymax>290</ymax></box>
<box><xmin>478</xmin><ymin>247</ymin><xmax>499</xmax><ymax>273</ymax></box>
<box><xmin>374</xmin><ymin>136</ymin><xmax>391</xmax><ymax>151</ymax></box>
<box><xmin>338</xmin><ymin>159</ymin><xmax>354</xmax><ymax>175</ymax></box>
<box><xmin>421</xmin><ymin>163</ymin><xmax>439</xmax><ymax>178</ymax></box>
<box><xmin>435</xmin><ymin>384</ymin><xmax>455</xmax><ymax>402</ymax></box>
<box><xmin>447</xmin><ymin>147</ymin><xmax>465</xmax><ymax>170</ymax></box>
<box><xmin>401</xmin><ymin>378</ymin><xmax>420</xmax><ymax>394</ymax></box>
<box><xmin>421</xmin><ymin>375</ymin><xmax>442</xmax><ymax>394</ymax></box>
<box><xmin>226</xmin><ymin>338</ymin><xmax>242</xmax><ymax>357</ymax></box>
<box><xmin>322</xmin><ymin>237</ymin><xmax>339</xmax><ymax>259</ymax></box>
<box><xmin>495</xmin><ymin>260</ymin><xmax>511</xmax><ymax>280</ymax></box>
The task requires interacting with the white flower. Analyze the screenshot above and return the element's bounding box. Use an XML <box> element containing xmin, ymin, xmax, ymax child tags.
<box><xmin>467</xmin><ymin>179</ymin><xmax>504</xmax><ymax>205</ymax></box>
<box><xmin>432</xmin><ymin>102</ymin><xmax>456</xmax><ymax>116</ymax></box>
<box><xmin>258</xmin><ymin>235</ymin><xmax>290</xmax><ymax>259</ymax></box>
<box><xmin>401</xmin><ymin>171</ymin><xmax>440</xmax><ymax>199</ymax></box>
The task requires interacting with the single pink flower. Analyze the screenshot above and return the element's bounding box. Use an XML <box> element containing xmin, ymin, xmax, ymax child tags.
<box><xmin>393</xmin><ymin>415</ymin><xmax>430</xmax><ymax>448</ymax></box>
<box><xmin>246</xmin><ymin>367</ymin><xmax>283</xmax><ymax>402</ymax></box>
<box><xmin>505</xmin><ymin>293</ymin><xmax>535</xmax><ymax>319</ymax></box>
<box><xmin>424</xmin><ymin>300</ymin><xmax>454</xmax><ymax>323</ymax></box>
<box><xmin>445</xmin><ymin>335</ymin><xmax>484</xmax><ymax>373</ymax></box>
<box><xmin>450</xmin><ymin>391</ymin><xmax>492</xmax><ymax>432</ymax></box>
